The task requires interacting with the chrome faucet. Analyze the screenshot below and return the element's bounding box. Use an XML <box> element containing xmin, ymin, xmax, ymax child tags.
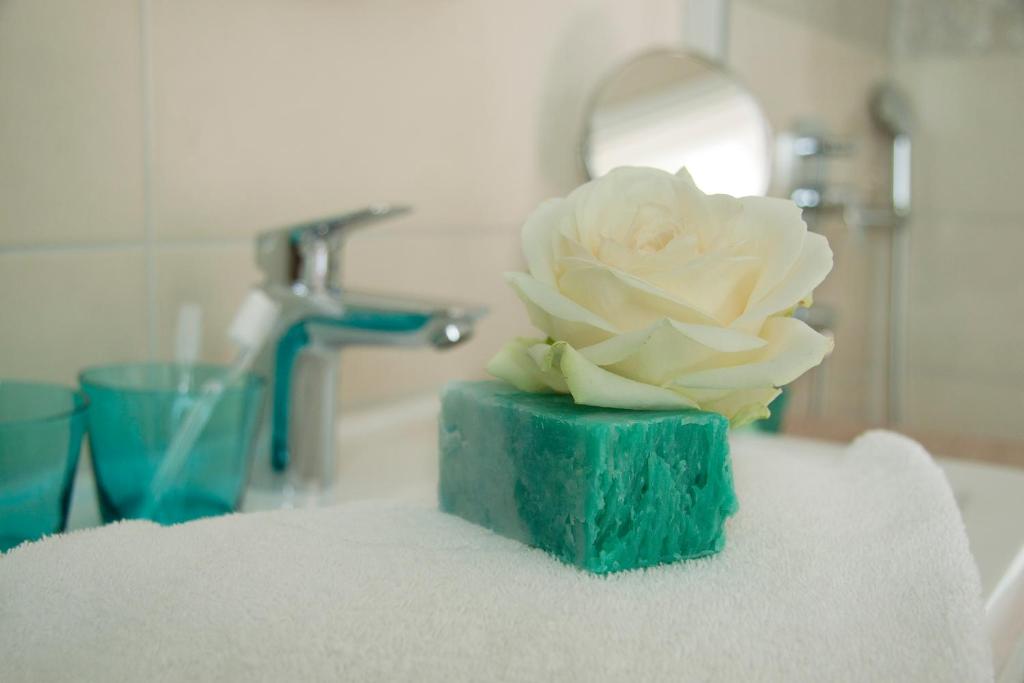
<box><xmin>248</xmin><ymin>205</ymin><xmax>485</xmax><ymax>505</ymax></box>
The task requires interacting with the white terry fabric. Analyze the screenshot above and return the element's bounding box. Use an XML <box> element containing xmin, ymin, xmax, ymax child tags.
<box><xmin>0</xmin><ymin>431</ymin><xmax>991</xmax><ymax>682</ymax></box>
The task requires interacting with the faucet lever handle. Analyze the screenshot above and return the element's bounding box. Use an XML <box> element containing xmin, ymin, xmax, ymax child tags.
<box><xmin>288</xmin><ymin>204</ymin><xmax>411</xmax><ymax>247</ymax></box>
<box><xmin>257</xmin><ymin>204</ymin><xmax>412</xmax><ymax>293</ymax></box>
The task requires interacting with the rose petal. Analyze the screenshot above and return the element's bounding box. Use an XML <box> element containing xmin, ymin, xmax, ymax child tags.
<box><xmin>644</xmin><ymin>251</ymin><xmax>759</xmax><ymax>322</ymax></box>
<box><xmin>675</xmin><ymin>167</ymin><xmax>697</xmax><ymax>185</ymax></box>
<box><xmin>557</xmin><ymin>258</ymin><xmax>722</xmax><ymax>328</ymax></box>
<box><xmin>505</xmin><ymin>271</ymin><xmax>618</xmax><ymax>348</ymax></box>
<box><xmin>486</xmin><ymin>338</ymin><xmax>566</xmax><ymax>393</ymax></box>
<box><xmin>680</xmin><ymin>386</ymin><xmax>782</xmax><ymax>427</ymax></box>
<box><xmin>490</xmin><ymin>337</ymin><xmax>780</xmax><ymax>422</ymax></box>
<box><xmin>736</xmin><ymin>197</ymin><xmax>808</xmax><ymax>305</ymax></box>
<box><xmin>732</xmin><ymin>232</ymin><xmax>833</xmax><ymax>332</ymax></box>
<box><xmin>578</xmin><ymin>318</ymin><xmax>766</xmax><ymax>386</ymax></box>
<box><xmin>553</xmin><ymin>342</ymin><xmax>698</xmax><ymax>410</ymax></box>
<box><xmin>672</xmin><ymin>316</ymin><xmax>832</xmax><ymax>390</ymax></box>
<box><xmin>570</xmin><ymin>167</ymin><xmax>680</xmax><ymax>250</ymax></box>
<box><xmin>693</xmin><ymin>193</ymin><xmax>741</xmax><ymax>252</ymax></box>
<box><xmin>521</xmin><ymin>198</ymin><xmax>567</xmax><ymax>287</ymax></box>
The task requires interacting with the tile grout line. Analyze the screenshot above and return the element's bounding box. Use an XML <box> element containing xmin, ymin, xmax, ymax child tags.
<box><xmin>0</xmin><ymin>223</ymin><xmax>521</xmax><ymax>257</ymax></box>
<box><xmin>0</xmin><ymin>237</ymin><xmax>254</xmax><ymax>255</ymax></box>
<box><xmin>140</xmin><ymin>0</ymin><xmax>157</xmax><ymax>360</ymax></box>
<box><xmin>0</xmin><ymin>242</ymin><xmax>149</xmax><ymax>255</ymax></box>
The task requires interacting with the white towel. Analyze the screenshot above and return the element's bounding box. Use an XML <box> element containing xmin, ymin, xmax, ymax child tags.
<box><xmin>0</xmin><ymin>431</ymin><xmax>991</xmax><ymax>682</ymax></box>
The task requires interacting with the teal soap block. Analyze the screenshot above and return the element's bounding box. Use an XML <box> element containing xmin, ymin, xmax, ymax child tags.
<box><xmin>439</xmin><ymin>381</ymin><xmax>737</xmax><ymax>574</ymax></box>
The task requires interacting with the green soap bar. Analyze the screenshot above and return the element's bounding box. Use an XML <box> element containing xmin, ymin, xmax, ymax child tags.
<box><xmin>438</xmin><ymin>381</ymin><xmax>737</xmax><ymax>574</ymax></box>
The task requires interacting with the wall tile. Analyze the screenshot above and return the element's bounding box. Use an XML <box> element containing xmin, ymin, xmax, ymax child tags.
<box><xmin>904</xmin><ymin>372</ymin><xmax>1024</xmax><ymax>442</ymax></box>
<box><xmin>905</xmin><ymin>219</ymin><xmax>1024</xmax><ymax>384</ymax></box>
<box><xmin>0</xmin><ymin>250</ymin><xmax>148</xmax><ymax>385</ymax></box>
<box><xmin>891</xmin><ymin>51</ymin><xmax>1024</xmax><ymax>442</ymax></box>
<box><xmin>148</xmin><ymin>226</ymin><xmax>530</xmax><ymax>408</ymax></box>
<box><xmin>731</xmin><ymin>2</ymin><xmax>889</xmax><ymax>133</ymax></box>
<box><xmin>785</xmin><ymin>362</ymin><xmax>880</xmax><ymax>426</ymax></box>
<box><xmin>338</xmin><ymin>226</ymin><xmax>530</xmax><ymax>407</ymax></box>
<box><xmin>731</xmin><ymin>1</ymin><xmax>893</xmax><ymax>203</ymax></box>
<box><xmin>145</xmin><ymin>228</ymin><xmax>896</xmax><ymax>421</ymax></box>
<box><xmin>0</xmin><ymin>0</ymin><xmax>144</xmax><ymax>246</ymax></box>
<box><xmin>735</xmin><ymin>0</ymin><xmax>893</xmax><ymax>52</ymax></box>
<box><xmin>894</xmin><ymin>54</ymin><xmax>1024</xmax><ymax>218</ymax></box>
<box><xmin>147</xmin><ymin>0</ymin><xmax>682</xmax><ymax>241</ymax></box>
<box><xmin>151</xmin><ymin>242</ymin><xmax>260</xmax><ymax>363</ymax></box>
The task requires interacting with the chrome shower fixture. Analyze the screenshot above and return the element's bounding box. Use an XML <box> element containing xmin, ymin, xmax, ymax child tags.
<box><xmin>774</xmin><ymin>121</ymin><xmax>856</xmax><ymax>218</ymax></box>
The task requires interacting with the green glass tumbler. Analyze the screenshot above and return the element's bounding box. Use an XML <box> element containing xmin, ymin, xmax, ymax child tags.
<box><xmin>79</xmin><ymin>363</ymin><xmax>264</xmax><ymax>525</ymax></box>
<box><xmin>0</xmin><ymin>381</ymin><xmax>87</xmax><ymax>552</ymax></box>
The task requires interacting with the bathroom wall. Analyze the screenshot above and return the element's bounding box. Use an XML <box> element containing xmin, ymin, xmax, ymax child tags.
<box><xmin>0</xmin><ymin>1</ymin><xmax>912</xmax><ymax>430</ymax></box>
<box><xmin>0</xmin><ymin>0</ymin><xmax>683</xmax><ymax>407</ymax></box>
<box><xmin>734</xmin><ymin>0</ymin><xmax>1024</xmax><ymax>448</ymax></box>
<box><xmin>737</xmin><ymin>0</ymin><xmax>892</xmax><ymax>52</ymax></box>
<box><xmin>893</xmin><ymin>52</ymin><xmax>1024</xmax><ymax>443</ymax></box>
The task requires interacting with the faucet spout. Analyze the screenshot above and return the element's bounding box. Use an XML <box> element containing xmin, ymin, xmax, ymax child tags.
<box><xmin>248</xmin><ymin>205</ymin><xmax>486</xmax><ymax>506</ymax></box>
<box><xmin>259</xmin><ymin>288</ymin><xmax>486</xmax><ymax>501</ymax></box>
<box><xmin>304</xmin><ymin>290</ymin><xmax>484</xmax><ymax>350</ymax></box>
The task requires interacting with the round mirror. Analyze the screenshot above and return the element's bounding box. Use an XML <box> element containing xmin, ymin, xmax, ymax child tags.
<box><xmin>583</xmin><ymin>49</ymin><xmax>772</xmax><ymax>197</ymax></box>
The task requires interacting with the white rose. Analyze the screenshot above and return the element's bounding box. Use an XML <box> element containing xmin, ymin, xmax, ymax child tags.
<box><xmin>487</xmin><ymin>166</ymin><xmax>834</xmax><ymax>426</ymax></box>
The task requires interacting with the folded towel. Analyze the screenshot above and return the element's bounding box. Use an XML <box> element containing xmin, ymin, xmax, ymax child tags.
<box><xmin>0</xmin><ymin>431</ymin><xmax>991</xmax><ymax>682</ymax></box>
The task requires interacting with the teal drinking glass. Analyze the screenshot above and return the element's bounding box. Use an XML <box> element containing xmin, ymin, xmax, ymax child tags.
<box><xmin>0</xmin><ymin>381</ymin><xmax>87</xmax><ymax>552</ymax></box>
<box><xmin>80</xmin><ymin>363</ymin><xmax>264</xmax><ymax>525</ymax></box>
